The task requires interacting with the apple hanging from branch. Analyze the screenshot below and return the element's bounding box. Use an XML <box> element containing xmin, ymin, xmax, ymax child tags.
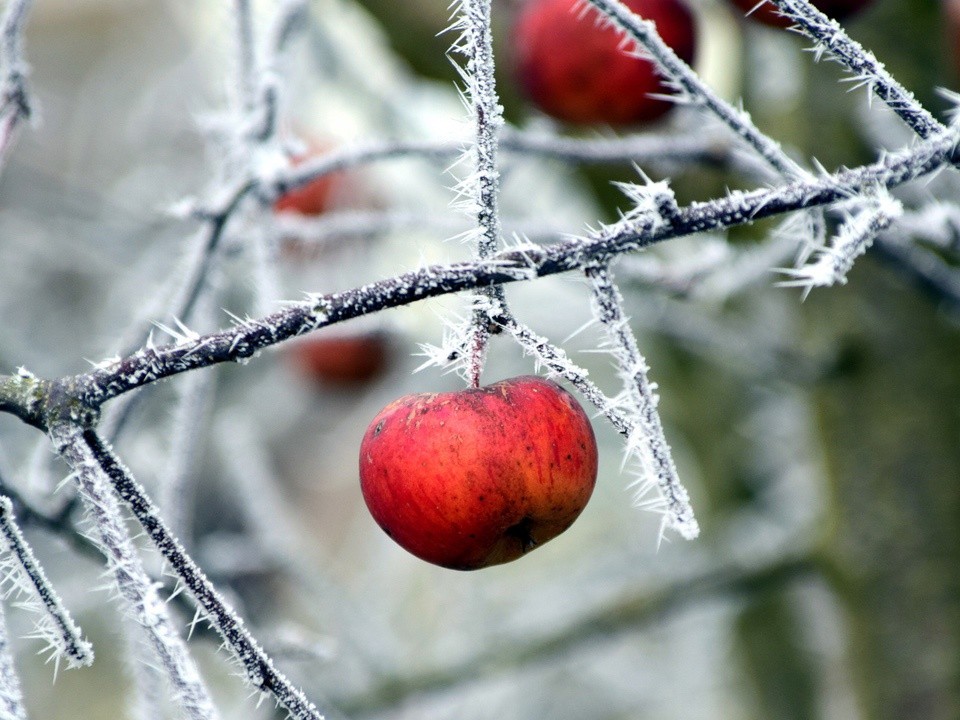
<box><xmin>358</xmin><ymin>376</ymin><xmax>599</xmax><ymax>570</ymax></box>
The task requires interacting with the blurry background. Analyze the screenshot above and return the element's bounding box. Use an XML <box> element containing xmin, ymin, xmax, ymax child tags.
<box><xmin>0</xmin><ymin>0</ymin><xmax>958</xmax><ymax>719</ymax></box>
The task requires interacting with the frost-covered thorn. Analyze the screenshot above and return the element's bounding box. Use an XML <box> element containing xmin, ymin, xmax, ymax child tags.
<box><xmin>615</xmin><ymin>174</ymin><xmax>680</xmax><ymax>231</ymax></box>
<box><xmin>154</xmin><ymin>319</ymin><xmax>200</xmax><ymax>346</ymax></box>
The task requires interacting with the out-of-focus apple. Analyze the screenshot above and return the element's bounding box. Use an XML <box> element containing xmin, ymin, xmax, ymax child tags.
<box><xmin>288</xmin><ymin>332</ymin><xmax>390</xmax><ymax>387</ymax></box>
<box><xmin>358</xmin><ymin>376</ymin><xmax>598</xmax><ymax>570</ymax></box>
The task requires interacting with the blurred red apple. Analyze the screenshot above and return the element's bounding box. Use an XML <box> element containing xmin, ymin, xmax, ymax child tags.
<box><xmin>727</xmin><ymin>0</ymin><xmax>874</xmax><ymax>28</ymax></box>
<box><xmin>358</xmin><ymin>376</ymin><xmax>598</xmax><ymax>570</ymax></box>
<box><xmin>511</xmin><ymin>0</ymin><xmax>697</xmax><ymax>125</ymax></box>
<box><xmin>288</xmin><ymin>332</ymin><xmax>390</xmax><ymax>387</ymax></box>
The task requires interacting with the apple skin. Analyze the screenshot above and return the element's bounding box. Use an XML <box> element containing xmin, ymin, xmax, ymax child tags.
<box><xmin>728</xmin><ymin>0</ymin><xmax>873</xmax><ymax>28</ymax></box>
<box><xmin>358</xmin><ymin>376</ymin><xmax>598</xmax><ymax>570</ymax></box>
<box><xmin>511</xmin><ymin>0</ymin><xmax>697</xmax><ymax>125</ymax></box>
<box><xmin>288</xmin><ymin>332</ymin><xmax>390</xmax><ymax>387</ymax></box>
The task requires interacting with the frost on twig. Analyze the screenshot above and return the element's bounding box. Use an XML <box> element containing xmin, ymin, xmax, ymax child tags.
<box><xmin>448</xmin><ymin>0</ymin><xmax>506</xmax><ymax>387</ymax></box>
<box><xmin>0</xmin><ymin>598</ymin><xmax>26</xmax><ymax>720</ymax></box>
<box><xmin>50</xmin><ymin>425</ymin><xmax>221</xmax><ymax>720</ymax></box>
<box><xmin>781</xmin><ymin>190</ymin><xmax>903</xmax><ymax>291</ymax></box>
<box><xmin>768</xmin><ymin>0</ymin><xmax>942</xmax><ymax>140</ymax></box>
<box><xmin>585</xmin><ymin>263</ymin><xmax>699</xmax><ymax>540</ymax></box>
<box><xmin>0</xmin><ymin>495</ymin><xmax>93</xmax><ymax>670</ymax></box>
<box><xmin>584</xmin><ymin>0</ymin><xmax>806</xmax><ymax>180</ymax></box>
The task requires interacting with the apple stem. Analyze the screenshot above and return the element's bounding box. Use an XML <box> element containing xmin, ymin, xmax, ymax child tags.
<box><xmin>450</xmin><ymin>0</ymin><xmax>509</xmax><ymax>386</ymax></box>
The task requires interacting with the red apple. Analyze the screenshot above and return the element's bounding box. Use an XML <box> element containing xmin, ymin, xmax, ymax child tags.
<box><xmin>727</xmin><ymin>0</ymin><xmax>874</xmax><ymax>28</ymax></box>
<box><xmin>511</xmin><ymin>0</ymin><xmax>697</xmax><ymax>125</ymax></box>
<box><xmin>358</xmin><ymin>376</ymin><xmax>598</xmax><ymax>570</ymax></box>
<box><xmin>288</xmin><ymin>332</ymin><xmax>390</xmax><ymax>387</ymax></box>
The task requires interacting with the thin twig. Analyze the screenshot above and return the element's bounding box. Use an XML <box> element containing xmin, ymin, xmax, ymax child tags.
<box><xmin>450</xmin><ymin>0</ymin><xmax>507</xmax><ymax>386</ymax></box>
<box><xmin>769</xmin><ymin>0</ymin><xmax>943</xmax><ymax>140</ymax></box>
<box><xmin>0</xmin><ymin>495</ymin><xmax>93</xmax><ymax>668</ymax></box>
<box><xmin>53</xmin><ymin>120</ymin><xmax>959</xmax><ymax>409</ymax></box>
<box><xmin>51</xmin><ymin>425</ymin><xmax>221</xmax><ymax>720</ymax></box>
<box><xmin>585</xmin><ymin>262</ymin><xmax>698</xmax><ymax>539</ymax></box>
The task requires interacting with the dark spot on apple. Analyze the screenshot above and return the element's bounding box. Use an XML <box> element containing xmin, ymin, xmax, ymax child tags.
<box><xmin>374</xmin><ymin>420</ymin><xmax>385</xmax><ymax>435</ymax></box>
<box><xmin>504</xmin><ymin>517</ymin><xmax>538</xmax><ymax>553</ymax></box>
<box><xmin>566</xmin><ymin>454</ymin><xmax>572</xmax><ymax>460</ymax></box>
<box><xmin>478</xmin><ymin>494</ymin><xmax>485</xmax><ymax>502</ymax></box>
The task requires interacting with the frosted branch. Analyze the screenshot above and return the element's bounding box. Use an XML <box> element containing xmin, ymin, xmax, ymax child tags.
<box><xmin>781</xmin><ymin>190</ymin><xmax>903</xmax><ymax>290</ymax></box>
<box><xmin>501</xmin><ymin>317</ymin><xmax>632</xmax><ymax>434</ymax></box>
<box><xmin>0</xmin><ymin>495</ymin><xmax>93</xmax><ymax>668</ymax></box>
<box><xmin>769</xmin><ymin>0</ymin><xmax>943</xmax><ymax>140</ymax></box>
<box><xmin>50</xmin><ymin>425</ymin><xmax>220</xmax><ymax>720</ymax></box>
<box><xmin>268</xmin><ymin>129</ymin><xmax>757</xmax><ymax>207</ymax></box>
<box><xmin>45</xmin><ymin>119</ymin><xmax>958</xmax><ymax>410</ymax></box>
<box><xmin>449</xmin><ymin>0</ymin><xmax>504</xmax><ymax>260</ymax></box>
<box><xmin>584</xmin><ymin>0</ymin><xmax>808</xmax><ymax>180</ymax></box>
<box><xmin>78</xmin><ymin>430</ymin><xmax>325</xmax><ymax>720</ymax></box>
<box><xmin>584</xmin><ymin>263</ymin><xmax>698</xmax><ymax>540</ymax></box>
<box><xmin>585</xmin><ymin>0</ymin><xmax>832</xmax><ymax>259</ymax></box>
<box><xmin>0</xmin><ymin>599</ymin><xmax>25</xmax><ymax>720</ymax></box>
